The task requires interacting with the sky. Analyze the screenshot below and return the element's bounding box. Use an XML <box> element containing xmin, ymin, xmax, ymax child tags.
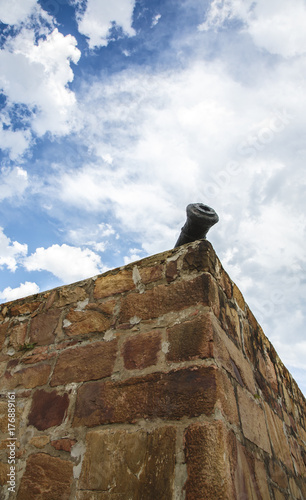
<box><xmin>0</xmin><ymin>0</ymin><xmax>305</xmax><ymax>395</ymax></box>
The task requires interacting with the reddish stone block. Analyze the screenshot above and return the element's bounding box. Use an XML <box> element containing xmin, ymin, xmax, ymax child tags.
<box><xmin>182</xmin><ymin>240</ymin><xmax>216</xmax><ymax>274</ymax></box>
<box><xmin>184</xmin><ymin>421</ymin><xmax>234</xmax><ymax>499</ymax></box>
<box><xmin>8</xmin><ymin>322</ymin><xmax>28</xmax><ymax>348</ymax></box>
<box><xmin>2</xmin><ymin>363</ymin><xmax>52</xmax><ymax>390</ymax></box>
<box><xmin>17</xmin><ymin>453</ymin><xmax>73</xmax><ymax>500</ymax></box>
<box><xmin>73</xmin><ymin>366</ymin><xmax>218</xmax><ymax>427</ymax></box>
<box><xmin>119</xmin><ymin>273</ymin><xmax>219</xmax><ymax>323</ymax></box>
<box><xmin>122</xmin><ymin>331</ymin><xmax>161</xmax><ymax>370</ymax></box>
<box><xmin>166</xmin><ymin>260</ymin><xmax>178</xmax><ymax>283</ymax></box>
<box><xmin>139</xmin><ymin>264</ymin><xmax>164</xmax><ymax>284</ymax></box>
<box><xmin>51</xmin><ymin>438</ymin><xmax>76</xmax><ymax>452</ymax></box>
<box><xmin>29</xmin><ymin>309</ymin><xmax>61</xmax><ymax>345</ymax></box>
<box><xmin>64</xmin><ymin>309</ymin><xmax>112</xmax><ymax>337</ymax></box>
<box><xmin>28</xmin><ymin>389</ymin><xmax>69</xmax><ymax>431</ymax></box>
<box><xmin>51</xmin><ymin>340</ymin><xmax>117</xmax><ymax>386</ymax></box>
<box><xmin>166</xmin><ymin>313</ymin><xmax>214</xmax><ymax>362</ymax></box>
<box><xmin>94</xmin><ymin>269</ymin><xmax>135</xmax><ymax>299</ymax></box>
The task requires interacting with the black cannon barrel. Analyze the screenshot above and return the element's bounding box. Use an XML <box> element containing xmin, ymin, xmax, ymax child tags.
<box><xmin>174</xmin><ymin>203</ymin><xmax>219</xmax><ymax>247</ymax></box>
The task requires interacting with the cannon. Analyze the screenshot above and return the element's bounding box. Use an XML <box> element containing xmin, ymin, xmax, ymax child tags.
<box><xmin>174</xmin><ymin>203</ymin><xmax>219</xmax><ymax>247</ymax></box>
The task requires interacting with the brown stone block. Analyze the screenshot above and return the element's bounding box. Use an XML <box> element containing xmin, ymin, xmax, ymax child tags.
<box><xmin>0</xmin><ymin>462</ymin><xmax>10</xmax><ymax>486</ymax></box>
<box><xmin>139</xmin><ymin>264</ymin><xmax>164</xmax><ymax>284</ymax></box>
<box><xmin>272</xmin><ymin>487</ymin><xmax>287</xmax><ymax>500</ymax></box>
<box><xmin>22</xmin><ymin>346</ymin><xmax>56</xmax><ymax>364</ymax></box>
<box><xmin>237</xmin><ymin>386</ymin><xmax>271</xmax><ymax>454</ymax></box>
<box><xmin>219</xmin><ymin>267</ymin><xmax>232</xmax><ymax>299</ymax></box>
<box><xmin>0</xmin><ymin>322</ymin><xmax>8</xmax><ymax>349</ymax></box>
<box><xmin>2</xmin><ymin>362</ymin><xmax>52</xmax><ymax>390</ymax></box>
<box><xmin>10</xmin><ymin>301</ymin><xmax>41</xmax><ymax>317</ymax></box>
<box><xmin>8</xmin><ymin>322</ymin><xmax>28</xmax><ymax>348</ymax></box>
<box><xmin>233</xmin><ymin>284</ymin><xmax>245</xmax><ymax>311</ymax></box>
<box><xmin>166</xmin><ymin>313</ymin><xmax>214</xmax><ymax>362</ymax></box>
<box><xmin>289</xmin><ymin>477</ymin><xmax>304</xmax><ymax>499</ymax></box>
<box><xmin>94</xmin><ymin>269</ymin><xmax>135</xmax><ymax>299</ymax></box>
<box><xmin>51</xmin><ymin>340</ymin><xmax>117</xmax><ymax>386</ymax></box>
<box><xmin>28</xmin><ymin>389</ymin><xmax>69</xmax><ymax>431</ymax></box>
<box><xmin>166</xmin><ymin>260</ymin><xmax>178</xmax><ymax>283</ymax></box>
<box><xmin>257</xmin><ymin>350</ymin><xmax>278</xmax><ymax>394</ymax></box>
<box><xmin>78</xmin><ymin>426</ymin><xmax>176</xmax><ymax>499</ymax></box>
<box><xmin>51</xmin><ymin>438</ymin><xmax>76</xmax><ymax>452</ymax></box>
<box><xmin>73</xmin><ymin>366</ymin><xmax>218</xmax><ymax>427</ymax></box>
<box><xmin>184</xmin><ymin>421</ymin><xmax>234</xmax><ymax>499</ymax></box>
<box><xmin>56</xmin><ymin>286</ymin><xmax>88</xmax><ymax>307</ymax></box>
<box><xmin>29</xmin><ymin>309</ymin><xmax>61</xmax><ymax>345</ymax></box>
<box><xmin>122</xmin><ymin>331</ymin><xmax>161</xmax><ymax>370</ymax></box>
<box><xmin>64</xmin><ymin>309</ymin><xmax>112</xmax><ymax>337</ymax></box>
<box><xmin>119</xmin><ymin>273</ymin><xmax>219</xmax><ymax>324</ymax></box>
<box><xmin>182</xmin><ymin>240</ymin><xmax>216</xmax><ymax>274</ymax></box>
<box><xmin>264</xmin><ymin>402</ymin><xmax>293</xmax><ymax>471</ymax></box>
<box><xmin>17</xmin><ymin>453</ymin><xmax>73</xmax><ymax>500</ymax></box>
<box><xmin>268</xmin><ymin>460</ymin><xmax>288</xmax><ymax>490</ymax></box>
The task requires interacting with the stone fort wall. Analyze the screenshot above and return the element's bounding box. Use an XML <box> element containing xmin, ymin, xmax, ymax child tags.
<box><xmin>0</xmin><ymin>240</ymin><xmax>305</xmax><ymax>499</ymax></box>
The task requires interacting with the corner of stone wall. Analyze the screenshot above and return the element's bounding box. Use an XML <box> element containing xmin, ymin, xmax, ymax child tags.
<box><xmin>0</xmin><ymin>240</ymin><xmax>305</xmax><ymax>499</ymax></box>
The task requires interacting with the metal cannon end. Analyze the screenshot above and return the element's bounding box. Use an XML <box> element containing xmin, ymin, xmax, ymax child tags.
<box><xmin>174</xmin><ymin>203</ymin><xmax>219</xmax><ymax>247</ymax></box>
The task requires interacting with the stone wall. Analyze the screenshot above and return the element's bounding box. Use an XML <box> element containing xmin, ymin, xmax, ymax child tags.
<box><xmin>0</xmin><ymin>240</ymin><xmax>305</xmax><ymax>499</ymax></box>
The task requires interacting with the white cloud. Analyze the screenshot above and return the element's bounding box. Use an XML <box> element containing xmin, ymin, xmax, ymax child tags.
<box><xmin>0</xmin><ymin>28</ymin><xmax>81</xmax><ymax>158</ymax></box>
<box><xmin>24</xmin><ymin>244</ymin><xmax>106</xmax><ymax>282</ymax></box>
<box><xmin>0</xmin><ymin>0</ymin><xmax>42</xmax><ymax>25</ymax></box>
<box><xmin>76</xmin><ymin>0</ymin><xmax>136</xmax><ymax>48</ymax></box>
<box><xmin>0</xmin><ymin>167</ymin><xmax>29</xmax><ymax>200</ymax></box>
<box><xmin>199</xmin><ymin>0</ymin><xmax>306</xmax><ymax>57</ymax></box>
<box><xmin>0</xmin><ymin>228</ymin><xmax>28</xmax><ymax>272</ymax></box>
<box><xmin>0</xmin><ymin>281</ymin><xmax>40</xmax><ymax>302</ymax></box>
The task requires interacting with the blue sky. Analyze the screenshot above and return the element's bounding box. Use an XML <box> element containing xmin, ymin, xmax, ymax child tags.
<box><xmin>0</xmin><ymin>0</ymin><xmax>305</xmax><ymax>395</ymax></box>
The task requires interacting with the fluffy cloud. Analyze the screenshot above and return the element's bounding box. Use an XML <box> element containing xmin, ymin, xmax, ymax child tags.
<box><xmin>24</xmin><ymin>244</ymin><xmax>106</xmax><ymax>282</ymax></box>
<box><xmin>0</xmin><ymin>27</ymin><xmax>80</xmax><ymax>158</ymax></box>
<box><xmin>0</xmin><ymin>281</ymin><xmax>40</xmax><ymax>302</ymax></box>
<box><xmin>199</xmin><ymin>0</ymin><xmax>306</xmax><ymax>57</ymax></box>
<box><xmin>0</xmin><ymin>167</ymin><xmax>28</xmax><ymax>200</ymax></box>
<box><xmin>0</xmin><ymin>0</ymin><xmax>42</xmax><ymax>25</ymax></box>
<box><xmin>0</xmin><ymin>228</ymin><xmax>28</xmax><ymax>272</ymax></box>
<box><xmin>76</xmin><ymin>0</ymin><xmax>136</xmax><ymax>48</ymax></box>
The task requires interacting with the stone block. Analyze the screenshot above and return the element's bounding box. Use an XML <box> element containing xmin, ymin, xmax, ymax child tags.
<box><xmin>51</xmin><ymin>340</ymin><xmax>117</xmax><ymax>385</ymax></box>
<box><xmin>17</xmin><ymin>453</ymin><xmax>73</xmax><ymax>500</ymax></box>
<box><xmin>78</xmin><ymin>426</ymin><xmax>176</xmax><ymax>499</ymax></box>
<box><xmin>122</xmin><ymin>331</ymin><xmax>161</xmax><ymax>370</ymax></box>
<box><xmin>166</xmin><ymin>312</ymin><xmax>214</xmax><ymax>362</ymax></box>
<box><xmin>166</xmin><ymin>260</ymin><xmax>178</xmax><ymax>283</ymax></box>
<box><xmin>51</xmin><ymin>438</ymin><xmax>76</xmax><ymax>452</ymax></box>
<box><xmin>119</xmin><ymin>273</ymin><xmax>219</xmax><ymax>324</ymax></box>
<box><xmin>64</xmin><ymin>309</ymin><xmax>112</xmax><ymax>337</ymax></box>
<box><xmin>56</xmin><ymin>286</ymin><xmax>88</xmax><ymax>307</ymax></box>
<box><xmin>94</xmin><ymin>269</ymin><xmax>135</xmax><ymax>299</ymax></box>
<box><xmin>237</xmin><ymin>386</ymin><xmax>271</xmax><ymax>454</ymax></box>
<box><xmin>264</xmin><ymin>403</ymin><xmax>293</xmax><ymax>471</ymax></box>
<box><xmin>73</xmin><ymin>366</ymin><xmax>218</xmax><ymax>427</ymax></box>
<box><xmin>10</xmin><ymin>301</ymin><xmax>41</xmax><ymax>317</ymax></box>
<box><xmin>2</xmin><ymin>362</ymin><xmax>52</xmax><ymax>390</ymax></box>
<box><xmin>184</xmin><ymin>421</ymin><xmax>234</xmax><ymax>499</ymax></box>
<box><xmin>28</xmin><ymin>389</ymin><xmax>69</xmax><ymax>431</ymax></box>
<box><xmin>0</xmin><ymin>462</ymin><xmax>9</xmax><ymax>486</ymax></box>
<box><xmin>268</xmin><ymin>460</ymin><xmax>288</xmax><ymax>490</ymax></box>
<box><xmin>139</xmin><ymin>264</ymin><xmax>163</xmax><ymax>284</ymax></box>
<box><xmin>8</xmin><ymin>322</ymin><xmax>28</xmax><ymax>348</ymax></box>
<box><xmin>233</xmin><ymin>284</ymin><xmax>245</xmax><ymax>311</ymax></box>
<box><xmin>182</xmin><ymin>240</ymin><xmax>216</xmax><ymax>274</ymax></box>
<box><xmin>0</xmin><ymin>323</ymin><xmax>8</xmax><ymax>349</ymax></box>
<box><xmin>29</xmin><ymin>309</ymin><xmax>61</xmax><ymax>345</ymax></box>
<box><xmin>30</xmin><ymin>435</ymin><xmax>50</xmax><ymax>449</ymax></box>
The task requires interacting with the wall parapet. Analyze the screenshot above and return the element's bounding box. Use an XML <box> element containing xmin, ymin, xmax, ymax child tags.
<box><xmin>0</xmin><ymin>240</ymin><xmax>305</xmax><ymax>499</ymax></box>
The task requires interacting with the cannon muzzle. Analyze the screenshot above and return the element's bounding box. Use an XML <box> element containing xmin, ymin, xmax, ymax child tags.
<box><xmin>174</xmin><ymin>203</ymin><xmax>219</xmax><ymax>247</ymax></box>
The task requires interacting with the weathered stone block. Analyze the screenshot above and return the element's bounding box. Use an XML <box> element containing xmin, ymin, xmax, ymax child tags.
<box><xmin>184</xmin><ymin>421</ymin><xmax>234</xmax><ymax>499</ymax></box>
<box><xmin>122</xmin><ymin>331</ymin><xmax>161</xmax><ymax>370</ymax></box>
<box><xmin>8</xmin><ymin>322</ymin><xmax>27</xmax><ymax>348</ymax></box>
<box><xmin>11</xmin><ymin>301</ymin><xmax>41</xmax><ymax>317</ymax></box>
<box><xmin>29</xmin><ymin>435</ymin><xmax>50</xmax><ymax>449</ymax></box>
<box><xmin>268</xmin><ymin>460</ymin><xmax>288</xmax><ymax>490</ymax></box>
<box><xmin>17</xmin><ymin>453</ymin><xmax>73</xmax><ymax>500</ymax></box>
<box><xmin>51</xmin><ymin>438</ymin><xmax>76</xmax><ymax>452</ymax></box>
<box><xmin>237</xmin><ymin>386</ymin><xmax>271</xmax><ymax>454</ymax></box>
<box><xmin>94</xmin><ymin>269</ymin><xmax>135</xmax><ymax>299</ymax></box>
<box><xmin>73</xmin><ymin>366</ymin><xmax>218</xmax><ymax>427</ymax></box>
<box><xmin>64</xmin><ymin>309</ymin><xmax>112</xmax><ymax>337</ymax></box>
<box><xmin>166</xmin><ymin>313</ymin><xmax>214</xmax><ymax>362</ymax></box>
<box><xmin>78</xmin><ymin>426</ymin><xmax>176</xmax><ymax>499</ymax></box>
<box><xmin>119</xmin><ymin>273</ymin><xmax>219</xmax><ymax>324</ymax></box>
<box><xmin>29</xmin><ymin>309</ymin><xmax>61</xmax><ymax>345</ymax></box>
<box><xmin>264</xmin><ymin>402</ymin><xmax>293</xmax><ymax>471</ymax></box>
<box><xmin>51</xmin><ymin>340</ymin><xmax>117</xmax><ymax>385</ymax></box>
<box><xmin>2</xmin><ymin>362</ymin><xmax>52</xmax><ymax>390</ymax></box>
<box><xmin>28</xmin><ymin>389</ymin><xmax>69</xmax><ymax>430</ymax></box>
<box><xmin>0</xmin><ymin>323</ymin><xmax>8</xmax><ymax>349</ymax></box>
<box><xmin>182</xmin><ymin>240</ymin><xmax>216</xmax><ymax>274</ymax></box>
<box><xmin>139</xmin><ymin>264</ymin><xmax>163</xmax><ymax>284</ymax></box>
